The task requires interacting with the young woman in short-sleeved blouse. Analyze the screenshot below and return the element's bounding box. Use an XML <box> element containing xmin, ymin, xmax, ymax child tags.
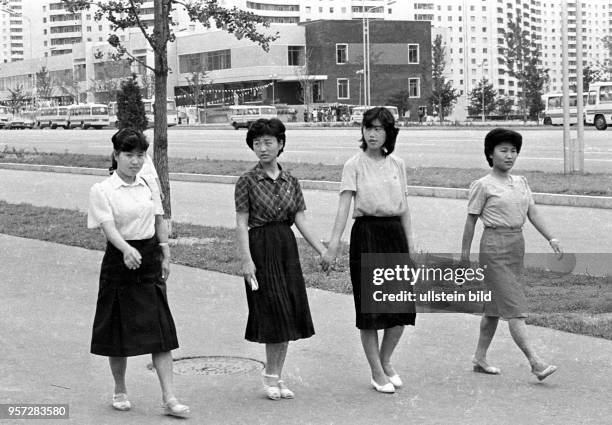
<box><xmin>461</xmin><ymin>128</ymin><xmax>563</xmax><ymax>381</ymax></box>
<box><xmin>235</xmin><ymin>118</ymin><xmax>326</xmax><ymax>400</ymax></box>
<box><xmin>87</xmin><ymin>128</ymin><xmax>188</xmax><ymax>417</ymax></box>
<box><xmin>322</xmin><ymin>107</ymin><xmax>416</xmax><ymax>394</ymax></box>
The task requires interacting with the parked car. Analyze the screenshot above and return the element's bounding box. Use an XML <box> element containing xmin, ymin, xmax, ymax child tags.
<box><xmin>6</xmin><ymin>115</ymin><xmax>27</xmax><ymax>129</ymax></box>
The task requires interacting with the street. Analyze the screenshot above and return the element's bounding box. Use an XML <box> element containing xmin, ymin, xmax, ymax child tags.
<box><xmin>1</xmin><ymin>126</ymin><xmax>612</xmax><ymax>173</ymax></box>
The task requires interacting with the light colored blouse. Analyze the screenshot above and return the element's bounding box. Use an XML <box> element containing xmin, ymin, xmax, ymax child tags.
<box><xmin>340</xmin><ymin>152</ymin><xmax>408</xmax><ymax>218</ymax></box>
<box><xmin>467</xmin><ymin>174</ymin><xmax>535</xmax><ymax>228</ymax></box>
<box><xmin>87</xmin><ymin>172</ymin><xmax>164</xmax><ymax>240</ymax></box>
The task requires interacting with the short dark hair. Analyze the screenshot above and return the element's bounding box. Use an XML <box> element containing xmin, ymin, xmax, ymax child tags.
<box><xmin>360</xmin><ymin>107</ymin><xmax>399</xmax><ymax>156</ymax></box>
<box><xmin>246</xmin><ymin>118</ymin><xmax>286</xmax><ymax>156</ymax></box>
<box><xmin>109</xmin><ymin>128</ymin><xmax>149</xmax><ymax>174</ymax></box>
<box><xmin>484</xmin><ymin>128</ymin><xmax>522</xmax><ymax>167</ymax></box>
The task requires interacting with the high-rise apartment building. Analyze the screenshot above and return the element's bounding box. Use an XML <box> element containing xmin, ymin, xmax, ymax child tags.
<box><xmin>0</xmin><ymin>0</ymin><xmax>30</xmax><ymax>63</ymax></box>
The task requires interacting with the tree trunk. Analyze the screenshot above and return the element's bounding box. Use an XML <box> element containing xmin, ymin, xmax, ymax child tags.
<box><xmin>153</xmin><ymin>0</ymin><xmax>172</xmax><ymax>235</ymax></box>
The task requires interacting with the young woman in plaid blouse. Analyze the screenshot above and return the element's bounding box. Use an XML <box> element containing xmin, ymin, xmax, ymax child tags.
<box><xmin>235</xmin><ymin>118</ymin><xmax>326</xmax><ymax>400</ymax></box>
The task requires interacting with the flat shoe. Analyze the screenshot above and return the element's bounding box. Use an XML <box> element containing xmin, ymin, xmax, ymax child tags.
<box><xmin>278</xmin><ymin>380</ymin><xmax>295</xmax><ymax>399</ymax></box>
<box><xmin>532</xmin><ymin>365</ymin><xmax>557</xmax><ymax>381</ymax></box>
<box><xmin>262</xmin><ymin>372</ymin><xmax>281</xmax><ymax>400</ymax></box>
<box><xmin>472</xmin><ymin>358</ymin><xmax>501</xmax><ymax>375</ymax></box>
<box><xmin>371</xmin><ymin>378</ymin><xmax>395</xmax><ymax>394</ymax></box>
<box><xmin>385</xmin><ymin>374</ymin><xmax>403</xmax><ymax>388</ymax></box>
<box><xmin>112</xmin><ymin>393</ymin><xmax>131</xmax><ymax>411</ymax></box>
<box><xmin>162</xmin><ymin>397</ymin><xmax>190</xmax><ymax>418</ymax></box>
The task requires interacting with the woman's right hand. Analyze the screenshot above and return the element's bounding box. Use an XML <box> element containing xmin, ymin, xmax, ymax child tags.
<box><xmin>242</xmin><ymin>260</ymin><xmax>258</xmax><ymax>291</ymax></box>
<box><xmin>320</xmin><ymin>247</ymin><xmax>337</xmax><ymax>272</ymax></box>
<box><xmin>122</xmin><ymin>246</ymin><xmax>142</xmax><ymax>270</ymax></box>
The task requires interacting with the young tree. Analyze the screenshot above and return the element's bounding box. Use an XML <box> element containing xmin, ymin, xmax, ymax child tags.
<box><xmin>36</xmin><ymin>67</ymin><xmax>54</xmax><ymax>103</ymax></box>
<box><xmin>294</xmin><ymin>47</ymin><xmax>314</xmax><ymax>118</ymax></box>
<box><xmin>503</xmin><ymin>17</ymin><xmax>548</xmax><ymax>122</ymax></box>
<box><xmin>140</xmin><ymin>72</ymin><xmax>155</xmax><ymax>99</ymax></box>
<box><xmin>116</xmin><ymin>75</ymin><xmax>148</xmax><ymax>131</ymax></box>
<box><xmin>63</xmin><ymin>0</ymin><xmax>278</xmax><ymax>228</ymax></box>
<box><xmin>181</xmin><ymin>69</ymin><xmax>212</xmax><ymax>124</ymax></box>
<box><xmin>468</xmin><ymin>79</ymin><xmax>498</xmax><ymax>117</ymax></box>
<box><xmin>429</xmin><ymin>34</ymin><xmax>459</xmax><ymax>123</ymax></box>
<box><xmin>90</xmin><ymin>57</ymin><xmax>131</xmax><ymax>104</ymax></box>
<box><xmin>496</xmin><ymin>96</ymin><xmax>515</xmax><ymax>120</ymax></box>
<box><xmin>386</xmin><ymin>90</ymin><xmax>411</xmax><ymax>119</ymax></box>
<box><xmin>7</xmin><ymin>85</ymin><xmax>27</xmax><ymax>114</ymax></box>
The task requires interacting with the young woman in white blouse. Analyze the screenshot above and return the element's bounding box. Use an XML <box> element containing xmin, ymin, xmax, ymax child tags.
<box><xmin>322</xmin><ymin>107</ymin><xmax>416</xmax><ymax>394</ymax></box>
<box><xmin>87</xmin><ymin>128</ymin><xmax>188</xmax><ymax>417</ymax></box>
<box><xmin>461</xmin><ymin>128</ymin><xmax>562</xmax><ymax>381</ymax></box>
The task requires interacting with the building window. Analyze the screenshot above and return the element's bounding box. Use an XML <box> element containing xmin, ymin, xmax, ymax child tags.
<box><xmin>288</xmin><ymin>45</ymin><xmax>305</xmax><ymax>66</ymax></box>
<box><xmin>336</xmin><ymin>44</ymin><xmax>347</xmax><ymax>64</ymax></box>
<box><xmin>337</xmin><ymin>78</ymin><xmax>349</xmax><ymax>99</ymax></box>
<box><xmin>408</xmin><ymin>78</ymin><xmax>420</xmax><ymax>97</ymax></box>
<box><xmin>407</xmin><ymin>44</ymin><xmax>419</xmax><ymax>64</ymax></box>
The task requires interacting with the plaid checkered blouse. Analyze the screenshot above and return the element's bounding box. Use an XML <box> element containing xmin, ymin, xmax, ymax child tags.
<box><xmin>234</xmin><ymin>163</ymin><xmax>306</xmax><ymax>228</ymax></box>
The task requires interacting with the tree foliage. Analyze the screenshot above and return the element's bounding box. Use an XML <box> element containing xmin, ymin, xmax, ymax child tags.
<box><xmin>496</xmin><ymin>96</ymin><xmax>514</xmax><ymax>119</ymax></box>
<box><xmin>116</xmin><ymin>75</ymin><xmax>148</xmax><ymax>131</ymax></box>
<box><xmin>429</xmin><ymin>35</ymin><xmax>459</xmax><ymax>122</ymax></box>
<box><xmin>181</xmin><ymin>70</ymin><xmax>212</xmax><ymax>123</ymax></box>
<box><xmin>386</xmin><ymin>90</ymin><xmax>411</xmax><ymax>118</ymax></box>
<box><xmin>7</xmin><ymin>85</ymin><xmax>27</xmax><ymax>114</ymax></box>
<box><xmin>35</xmin><ymin>67</ymin><xmax>54</xmax><ymax>102</ymax></box>
<box><xmin>503</xmin><ymin>17</ymin><xmax>548</xmax><ymax>121</ymax></box>
<box><xmin>468</xmin><ymin>79</ymin><xmax>498</xmax><ymax>117</ymax></box>
<box><xmin>62</xmin><ymin>0</ymin><xmax>278</xmax><ymax>223</ymax></box>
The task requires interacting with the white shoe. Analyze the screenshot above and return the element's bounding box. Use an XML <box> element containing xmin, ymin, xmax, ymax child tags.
<box><xmin>162</xmin><ymin>397</ymin><xmax>190</xmax><ymax>418</ymax></box>
<box><xmin>371</xmin><ymin>378</ymin><xmax>395</xmax><ymax>394</ymax></box>
<box><xmin>386</xmin><ymin>374</ymin><xmax>403</xmax><ymax>388</ymax></box>
<box><xmin>112</xmin><ymin>393</ymin><xmax>131</xmax><ymax>411</ymax></box>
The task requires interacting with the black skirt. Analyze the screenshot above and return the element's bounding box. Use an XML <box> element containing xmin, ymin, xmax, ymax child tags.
<box><xmin>349</xmin><ymin>216</ymin><xmax>417</xmax><ymax>330</ymax></box>
<box><xmin>91</xmin><ymin>237</ymin><xmax>179</xmax><ymax>357</ymax></box>
<box><xmin>245</xmin><ymin>222</ymin><xmax>315</xmax><ymax>344</ymax></box>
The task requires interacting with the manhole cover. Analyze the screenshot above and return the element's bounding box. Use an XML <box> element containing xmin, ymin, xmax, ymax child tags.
<box><xmin>171</xmin><ymin>356</ymin><xmax>264</xmax><ymax>376</ymax></box>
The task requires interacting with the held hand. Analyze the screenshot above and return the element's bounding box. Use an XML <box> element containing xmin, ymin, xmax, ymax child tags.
<box><xmin>161</xmin><ymin>257</ymin><xmax>170</xmax><ymax>281</ymax></box>
<box><xmin>122</xmin><ymin>246</ymin><xmax>142</xmax><ymax>270</ymax></box>
<box><xmin>458</xmin><ymin>254</ymin><xmax>471</xmax><ymax>269</ymax></box>
<box><xmin>549</xmin><ymin>238</ymin><xmax>563</xmax><ymax>258</ymax></box>
<box><xmin>320</xmin><ymin>248</ymin><xmax>336</xmax><ymax>273</ymax></box>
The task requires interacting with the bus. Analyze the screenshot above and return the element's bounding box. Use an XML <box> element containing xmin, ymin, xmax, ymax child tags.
<box><xmin>349</xmin><ymin>105</ymin><xmax>399</xmax><ymax>125</ymax></box>
<box><xmin>541</xmin><ymin>93</ymin><xmax>590</xmax><ymax>126</ymax></box>
<box><xmin>585</xmin><ymin>82</ymin><xmax>612</xmax><ymax>130</ymax></box>
<box><xmin>228</xmin><ymin>105</ymin><xmax>277</xmax><ymax>129</ymax></box>
<box><xmin>67</xmin><ymin>104</ymin><xmax>110</xmax><ymax>129</ymax></box>
<box><xmin>109</xmin><ymin>98</ymin><xmax>178</xmax><ymax>128</ymax></box>
<box><xmin>0</xmin><ymin>105</ymin><xmax>11</xmax><ymax>128</ymax></box>
<box><xmin>36</xmin><ymin>106</ymin><xmax>70</xmax><ymax>129</ymax></box>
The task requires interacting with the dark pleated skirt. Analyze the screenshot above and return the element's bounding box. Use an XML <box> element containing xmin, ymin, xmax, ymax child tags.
<box><xmin>349</xmin><ymin>216</ymin><xmax>417</xmax><ymax>329</ymax></box>
<box><xmin>245</xmin><ymin>222</ymin><xmax>315</xmax><ymax>344</ymax></box>
<box><xmin>479</xmin><ymin>227</ymin><xmax>528</xmax><ymax>319</ymax></box>
<box><xmin>91</xmin><ymin>237</ymin><xmax>179</xmax><ymax>357</ymax></box>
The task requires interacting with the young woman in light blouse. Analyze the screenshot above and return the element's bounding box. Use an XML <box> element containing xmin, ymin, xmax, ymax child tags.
<box><xmin>88</xmin><ymin>128</ymin><xmax>188</xmax><ymax>417</ymax></box>
<box><xmin>322</xmin><ymin>107</ymin><xmax>416</xmax><ymax>394</ymax></box>
<box><xmin>461</xmin><ymin>128</ymin><xmax>562</xmax><ymax>381</ymax></box>
<box><xmin>235</xmin><ymin>118</ymin><xmax>326</xmax><ymax>400</ymax></box>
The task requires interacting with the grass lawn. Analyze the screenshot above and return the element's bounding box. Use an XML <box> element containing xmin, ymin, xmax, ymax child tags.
<box><xmin>1</xmin><ymin>200</ymin><xmax>610</xmax><ymax>340</ymax></box>
<box><xmin>2</xmin><ymin>146</ymin><xmax>612</xmax><ymax>196</ymax></box>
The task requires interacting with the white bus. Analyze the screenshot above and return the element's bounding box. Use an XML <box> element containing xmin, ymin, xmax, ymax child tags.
<box><xmin>541</xmin><ymin>93</ymin><xmax>589</xmax><ymax>126</ymax></box>
<box><xmin>228</xmin><ymin>105</ymin><xmax>277</xmax><ymax>129</ymax></box>
<box><xmin>67</xmin><ymin>104</ymin><xmax>109</xmax><ymax>129</ymax></box>
<box><xmin>36</xmin><ymin>106</ymin><xmax>70</xmax><ymax>129</ymax></box>
<box><xmin>0</xmin><ymin>105</ymin><xmax>11</xmax><ymax>128</ymax></box>
<box><xmin>585</xmin><ymin>82</ymin><xmax>612</xmax><ymax>130</ymax></box>
<box><xmin>349</xmin><ymin>105</ymin><xmax>399</xmax><ymax>125</ymax></box>
<box><xmin>109</xmin><ymin>98</ymin><xmax>178</xmax><ymax>128</ymax></box>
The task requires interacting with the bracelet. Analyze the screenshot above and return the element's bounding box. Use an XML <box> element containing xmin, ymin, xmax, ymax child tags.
<box><xmin>549</xmin><ymin>238</ymin><xmax>559</xmax><ymax>244</ymax></box>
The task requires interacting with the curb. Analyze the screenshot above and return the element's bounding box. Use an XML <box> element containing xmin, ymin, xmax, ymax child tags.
<box><xmin>2</xmin><ymin>162</ymin><xmax>612</xmax><ymax>210</ymax></box>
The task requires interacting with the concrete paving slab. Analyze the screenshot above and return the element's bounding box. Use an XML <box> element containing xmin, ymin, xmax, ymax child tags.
<box><xmin>1</xmin><ymin>235</ymin><xmax>611</xmax><ymax>424</ymax></box>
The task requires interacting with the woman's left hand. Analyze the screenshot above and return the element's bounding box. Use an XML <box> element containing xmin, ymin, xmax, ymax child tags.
<box><xmin>549</xmin><ymin>238</ymin><xmax>563</xmax><ymax>257</ymax></box>
<box><xmin>161</xmin><ymin>257</ymin><xmax>171</xmax><ymax>281</ymax></box>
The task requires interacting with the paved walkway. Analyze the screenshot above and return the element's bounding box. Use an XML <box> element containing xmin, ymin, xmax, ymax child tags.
<box><xmin>1</xmin><ymin>234</ymin><xmax>611</xmax><ymax>424</ymax></box>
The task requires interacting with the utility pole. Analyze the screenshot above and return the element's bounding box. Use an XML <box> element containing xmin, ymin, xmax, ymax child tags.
<box><xmin>575</xmin><ymin>0</ymin><xmax>585</xmax><ymax>173</ymax></box>
<box><xmin>561</xmin><ymin>1</ymin><xmax>572</xmax><ymax>173</ymax></box>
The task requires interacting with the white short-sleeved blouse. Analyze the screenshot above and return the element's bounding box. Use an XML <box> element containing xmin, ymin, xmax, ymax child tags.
<box><xmin>87</xmin><ymin>172</ymin><xmax>164</xmax><ymax>240</ymax></box>
<box><xmin>340</xmin><ymin>152</ymin><xmax>408</xmax><ymax>218</ymax></box>
<box><xmin>467</xmin><ymin>174</ymin><xmax>535</xmax><ymax>228</ymax></box>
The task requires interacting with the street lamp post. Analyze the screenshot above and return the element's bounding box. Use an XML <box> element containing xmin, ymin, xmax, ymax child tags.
<box><xmin>481</xmin><ymin>59</ymin><xmax>488</xmax><ymax>123</ymax></box>
<box><xmin>362</xmin><ymin>0</ymin><xmax>395</xmax><ymax>107</ymax></box>
<box><xmin>356</xmin><ymin>69</ymin><xmax>364</xmax><ymax>105</ymax></box>
<box><xmin>268</xmin><ymin>73</ymin><xmax>278</xmax><ymax>106</ymax></box>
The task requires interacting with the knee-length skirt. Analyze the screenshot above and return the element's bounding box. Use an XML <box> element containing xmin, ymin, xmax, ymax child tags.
<box><xmin>349</xmin><ymin>216</ymin><xmax>417</xmax><ymax>330</ymax></box>
<box><xmin>91</xmin><ymin>237</ymin><xmax>179</xmax><ymax>357</ymax></box>
<box><xmin>245</xmin><ymin>222</ymin><xmax>315</xmax><ymax>344</ymax></box>
<box><xmin>478</xmin><ymin>227</ymin><xmax>528</xmax><ymax>319</ymax></box>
